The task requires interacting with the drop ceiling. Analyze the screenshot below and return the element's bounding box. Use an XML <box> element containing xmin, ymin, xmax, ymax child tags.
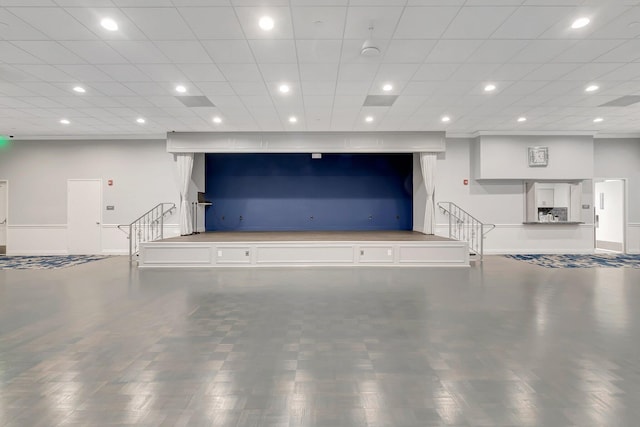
<box><xmin>1</xmin><ymin>0</ymin><xmax>640</xmax><ymax>139</ymax></box>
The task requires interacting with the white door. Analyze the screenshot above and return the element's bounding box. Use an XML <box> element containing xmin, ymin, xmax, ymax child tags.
<box><xmin>67</xmin><ymin>179</ymin><xmax>102</xmax><ymax>254</ymax></box>
<box><xmin>595</xmin><ymin>179</ymin><xmax>625</xmax><ymax>253</ymax></box>
<box><xmin>0</xmin><ymin>181</ymin><xmax>7</xmax><ymax>255</ymax></box>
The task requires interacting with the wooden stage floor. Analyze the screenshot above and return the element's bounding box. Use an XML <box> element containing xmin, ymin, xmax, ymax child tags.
<box><xmin>161</xmin><ymin>230</ymin><xmax>452</xmax><ymax>243</ymax></box>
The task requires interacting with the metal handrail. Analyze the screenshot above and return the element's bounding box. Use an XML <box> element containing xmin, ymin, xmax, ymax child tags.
<box><xmin>117</xmin><ymin>202</ymin><xmax>176</xmax><ymax>262</ymax></box>
<box><xmin>437</xmin><ymin>201</ymin><xmax>495</xmax><ymax>262</ymax></box>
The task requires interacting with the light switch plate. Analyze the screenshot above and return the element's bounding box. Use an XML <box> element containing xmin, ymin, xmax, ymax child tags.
<box><xmin>106</xmin><ymin>205</ymin><xmax>115</xmax><ymax>210</ymax></box>
<box><xmin>582</xmin><ymin>204</ymin><xmax>590</xmax><ymax>209</ymax></box>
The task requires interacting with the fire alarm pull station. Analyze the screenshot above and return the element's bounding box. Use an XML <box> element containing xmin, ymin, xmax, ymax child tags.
<box><xmin>463</xmin><ymin>179</ymin><xmax>469</xmax><ymax>186</ymax></box>
<box><xmin>108</xmin><ymin>179</ymin><xmax>113</xmax><ymax>186</ymax></box>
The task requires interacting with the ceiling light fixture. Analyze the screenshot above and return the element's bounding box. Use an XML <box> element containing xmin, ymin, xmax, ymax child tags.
<box><xmin>73</xmin><ymin>86</ymin><xmax>85</xmax><ymax>93</ymax></box>
<box><xmin>213</xmin><ymin>116</ymin><xmax>222</xmax><ymax>124</ymax></box>
<box><xmin>136</xmin><ymin>118</ymin><xmax>145</xmax><ymax>124</ymax></box>
<box><xmin>361</xmin><ymin>26</ymin><xmax>380</xmax><ymax>57</ymax></box>
<box><xmin>289</xmin><ymin>116</ymin><xmax>297</xmax><ymax>123</ymax></box>
<box><xmin>365</xmin><ymin>116</ymin><xmax>374</xmax><ymax>122</ymax></box>
<box><xmin>585</xmin><ymin>84</ymin><xmax>599</xmax><ymax>92</ymax></box>
<box><xmin>60</xmin><ymin>119</ymin><xmax>70</xmax><ymax>125</ymax></box>
<box><xmin>100</xmin><ymin>18</ymin><xmax>118</xmax><ymax>31</ymax></box>
<box><xmin>175</xmin><ymin>85</ymin><xmax>186</xmax><ymax>93</ymax></box>
<box><xmin>593</xmin><ymin>117</ymin><xmax>604</xmax><ymax>123</ymax></box>
<box><xmin>382</xmin><ymin>84</ymin><xmax>393</xmax><ymax>92</ymax></box>
<box><xmin>517</xmin><ymin>117</ymin><xmax>527</xmax><ymax>123</ymax></box>
<box><xmin>279</xmin><ymin>84</ymin><xmax>290</xmax><ymax>93</ymax></box>
<box><xmin>441</xmin><ymin>116</ymin><xmax>451</xmax><ymax>123</ymax></box>
<box><xmin>259</xmin><ymin>16</ymin><xmax>274</xmax><ymax>31</ymax></box>
<box><xmin>484</xmin><ymin>84</ymin><xmax>496</xmax><ymax>92</ymax></box>
<box><xmin>571</xmin><ymin>17</ymin><xmax>590</xmax><ymax>29</ymax></box>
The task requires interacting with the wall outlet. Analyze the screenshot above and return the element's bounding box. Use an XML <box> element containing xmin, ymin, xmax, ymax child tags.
<box><xmin>106</xmin><ymin>205</ymin><xmax>115</xmax><ymax>210</ymax></box>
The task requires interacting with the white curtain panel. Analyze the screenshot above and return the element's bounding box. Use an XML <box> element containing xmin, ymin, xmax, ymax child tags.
<box><xmin>420</xmin><ymin>152</ymin><xmax>437</xmax><ymax>235</ymax></box>
<box><xmin>176</xmin><ymin>153</ymin><xmax>194</xmax><ymax>236</ymax></box>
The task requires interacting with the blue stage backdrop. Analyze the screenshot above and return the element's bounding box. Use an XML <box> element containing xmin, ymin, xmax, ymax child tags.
<box><xmin>204</xmin><ymin>153</ymin><xmax>413</xmax><ymax>231</ymax></box>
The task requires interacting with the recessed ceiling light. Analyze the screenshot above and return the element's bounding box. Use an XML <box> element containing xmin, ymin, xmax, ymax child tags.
<box><xmin>259</xmin><ymin>16</ymin><xmax>274</xmax><ymax>31</ymax></box>
<box><xmin>382</xmin><ymin>84</ymin><xmax>393</xmax><ymax>92</ymax></box>
<box><xmin>571</xmin><ymin>17</ymin><xmax>590</xmax><ymax>29</ymax></box>
<box><xmin>279</xmin><ymin>84</ymin><xmax>290</xmax><ymax>93</ymax></box>
<box><xmin>441</xmin><ymin>116</ymin><xmax>451</xmax><ymax>123</ymax></box>
<box><xmin>175</xmin><ymin>85</ymin><xmax>186</xmax><ymax>93</ymax></box>
<box><xmin>73</xmin><ymin>86</ymin><xmax>85</xmax><ymax>93</ymax></box>
<box><xmin>365</xmin><ymin>116</ymin><xmax>374</xmax><ymax>122</ymax></box>
<box><xmin>136</xmin><ymin>117</ymin><xmax>145</xmax><ymax>124</ymax></box>
<box><xmin>517</xmin><ymin>117</ymin><xmax>527</xmax><ymax>122</ymax></box>
<box><xmin>100</xmin><ymin>18</ymin><xmax>118</xmax><ymax>31</ymax></box>
<box><xmin>60</xmin><ymin>119</ymin><xmax>70</xmax><ymax>125</ymax></box>
<box><xmin>289</xmin><ymin>116</ymin><xmax>297</xmax><ymax>123</ymax></box>
<box><xmin>213</xmin><ymin>116</ymin><xmax>222</xmax><ymax>124</ymax></box>
<box><xmin>593</xmin><ymin>117</ymin><xmax>604</xmax><ymax>123</ymax></box>
<box><xmin>585</xmin><ymin>84</ymin><xmax>599</xmax><ymax>92</ymax></box>
<box><xmin>484</xmin><ymin>84</ymin><xmax>496</xmax><ymax>92</ymax></box>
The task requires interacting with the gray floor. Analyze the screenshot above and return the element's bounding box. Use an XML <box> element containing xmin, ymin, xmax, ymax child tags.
<box><xmin>1</xmin><ymin>257</ymin><xmax>639</xmax><ymax>427</ymax></box>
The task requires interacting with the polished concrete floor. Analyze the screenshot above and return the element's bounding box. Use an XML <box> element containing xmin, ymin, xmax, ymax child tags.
<box><xmin>1</xmin><ymin>257</ymin><xmax>639</xmax><ymax>427</ymax></box>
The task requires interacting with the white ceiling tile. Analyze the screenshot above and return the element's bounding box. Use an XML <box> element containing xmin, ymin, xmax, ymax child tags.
<box><xmin>15</xmin><ymin>82</ymin><xmax>69</xmax><ymax>97</ymax></box>
<box><xmin>155</xmin><ymin>41</ymin><xmax>212</xmax><ymax>64</ymax></box>
<box><xmin>553</xmin><ymin>39</ymin><xmax>626</xmax><ymax>63</ymax></box>
<box><xmin>100</xmin><ymin>65</ymin><xmax>152</xmax><ymax>82</ymax></box>
<box><xmin>344</xmin><ymin>7</ymin><xmax>404</xmax><ymax>39</ymax></box>
<box><xmin>121</xmin><ymin>8</ymin><xmax>195</xmax><ymax>40</ymax></box>
<box><xmin>195</xmin><ymin>82</ymin><xmax>236</xmax><ymax>96</ymax></box>
<box><xmin>292</xmin><ymin>7</ymin><xmax>347</xmax><ymax>39</ymax></box>
<box><xmin>402</xmin><ymin>81</ymin><xmax>440</xmax><ymax>95</ymax></box>
<box><xmin>0</xmin><ymin>42</ymin><xmax>42</xmax><ymax>63</ymax></box>
<box><xmin>449</xmin><ymin>63</ymin><xmax>502</xmax><ymax>81</ymax></box>
<box><xmin>442</xmin><ymin>6</ymin><xmax>517</xmax><ymax>38</ymax></box>
<box><xmin>299</xmin><ymin>63</ymin><xmax>339</xmax><ymax>81</ymax></box>
<box><xmin>60</xmin><ymin>41</ymin><xmax>128</xmax><ymax>64</ymax></box>
<box><xmin>218</xmin><ymin>63</ymin><xmax>263</xmax><ymax>82</ymax></box>
<box><xmin>56</xmin><ymin>65</ymin><xmax>115</xmax><ymax>82</ymax></box>
<box><xmin>337</xmin><ymin>63</ymin><xmax>378</xmax><ymax>81</ymax></box>
<box><xmin>0</xmin><ymin>9</ymin><xmax>48</xmax><ymax>40</ymax></box>
<box><xmin>14</xmin><ymin>64</ymin><xmax>75</xmax><ymax>82</ymax></box>
<box><xmin>259</xmin><ymin>63</ymin><xmax>300</xmax><ymax>82</ymax></box>
<box><xmin>12</xmin><ymin>41</ymin><xmax>86</xmax><ymax>65</ymax></box>
<box><xmin>231</xmin><ymin>82</ymin><xmax>270</xmax><ymax>96</ymax></box>
<box><xmin>412</xmin><ymin>63</ymin><xmax>461</xmax><ymax>80</ymax></box>
<box><xmin>296</xmin><ymin>40</ymin><xmax>342</xmax><ymax>63</ymax></box>
<box><xmin>335</xmin><ymin>80</ymin><xmax>371</xmax><ymax>95</ymax></box>
<box><xmin>510</xmin><ymin>40</ymin><xmax>577</xmax><ymax>63</ymax></box>
<box><xmin>301</xmin><ymin>81</ymin><xmax>336</xmax><ymax>95</ymax></box>
<box><xmin>382</xmin><ymin>40</ymin><xmax>436</xmax><ymax>63</ymax></box>
<box><xmin>491</xmin><ymin>63</ymin><xmax>539</xmax><ymax>80</ymax></box>
<box><xmin>425</xmin><ymin>40</ymin><xmax>483</xmax><ymax>63</ymax></box>
<box><xmin>235</xmin><ymin>7</ymin><xmax>294</xmax><ymax>39</ymax></box>
<box><xmin>124</xmin><ymin>82</ymin><xmax>170</xmax><ymax>96</ymax></box>
<box><xmin>491</xmin><ymin>7</ymin><xmax>573</xmax><ymax>39</ymax></box>
<box><xmin>521</xmin><ymin>63</ymin><xmax>581</xmax><ymax>80</ymax></box>
<box><xmin>178</xmin><ymin>7</ymin><xmax>244</xmax><ymax>39</ymax></box>
<box><xmin>87</xmin><ymin>82</ymin><xmax>137</xmax><ymax>96</ymax></box>
<box><xmin>597</xmin><ymin>63</ymin><xmax>640</xmax><ymax>81</ymax></box>
<box><xmin>559</xmin><ymin>63</ymin><xmax>623</xmax><ymax>81</ymax></box>
<box><xmin>248</xmin><ymin>40</ymin><xmax>298</xmax><ymax>63</ymax></box>
<box><xmin>594</xmin><ymin>40</ymin><xmax>640</xmax><ymax>62</ymax></box>
<box><xmin>393</xmin><ymin>7</ymin><xmax>459</xmax><ymax>39</ymax></box>
<box><xmin>8</xmin><ymin>7</ymin><xmax>98</xmax><ymax>40</ymax></box>
<box><xmin>178</xmin><ymin>64</ymin><xmax>226</xmax><ymax>82</ymax></box>
<box><xmin>467</xmin><ymin>40</ymin><xmax>528</xmax><ymax>63</ymax></box>
<box><xmin>201</xmin><ymin>40</ymin><xmax>255</xmax><ymax>63</ymax></box>
<box><xmin>375</xmin><ymin>64</ymin><xmax>420</xmax><ymax>82</ymax></box>
<box><xmin>108</xmin><ymin>41</ymin><xmax>169</xmax><ymax>64</ymax></box>
<box><xmin>136</xmin><ymin>64</ymin><xmax>188</xmax><ymax>82</ymax></box>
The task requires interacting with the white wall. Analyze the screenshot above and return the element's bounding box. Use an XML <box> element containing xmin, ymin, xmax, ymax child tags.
<box><xmin>0</xmin><ymin>139</ymin><xmax>181</xmax><ymax>254</ymax></box>
<box><xmin>475</xmin><ymin>135</ymin><xmax>594</xmax><ymax>180</ymax></box>
<box><xmin>426</xmin><ymin>138</ymin><xmax>595</xmax><ymax>254</ymax></box>
<box><xmin>594</xmin><ymin>138</ymin><xmax>640</xmax><ymax>252</ymax></box>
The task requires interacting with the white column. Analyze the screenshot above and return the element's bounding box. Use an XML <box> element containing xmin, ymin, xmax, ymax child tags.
<box><xmin>176</xmin><ymin>153</ymin><xmax>194</xmax><ymax>236</ymax></box>
<box><xmin>420</xmin><ymin>152</ymin><xmax>437</xmax><ymax>235</ymax></box>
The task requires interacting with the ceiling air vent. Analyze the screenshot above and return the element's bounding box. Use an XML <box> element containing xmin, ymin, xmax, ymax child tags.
<box><xmin>599</xmin><ymin>96</ymin><xmax>640</xmax><ymax>107</ymax></box>
<box><xmin>176</xmin><ymin>96</ymin><xmax>215</xmax><ymax>108</ymax></box>
<box><xmin>363</xmin><ymin>95</ymin><xmax>398</xmax><ymax>107</ymax></box>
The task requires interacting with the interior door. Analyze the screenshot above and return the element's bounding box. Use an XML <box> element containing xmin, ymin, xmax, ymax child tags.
<box><xmin>0</xmin><ymin>181</ymin><xmax>7</xmax><ymax>255</ymax></box>
<box><xmin>595</xmin><ymin>180</ymin><xmax>625</xmax><ymax>252</ymax></box>
<box><xmin>67</xmin><ymin>179</ymin><xmax>102</xmax><ymax>254</ymax></box>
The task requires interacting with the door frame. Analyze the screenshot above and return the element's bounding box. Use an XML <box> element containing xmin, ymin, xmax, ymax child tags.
<box><xmin>593</xmin><ymin>178</ymin><xmax>627</xmax><ymax>253</ymax></box>
<box><xmin>0</xmin><ymin>179</ymin><xmax>7</xmax><ymax>254</ymax></box>
<box><xmin>67</xmin><ymin>178</ymin><xmax>103</xmax><ymax>254</ymax></box>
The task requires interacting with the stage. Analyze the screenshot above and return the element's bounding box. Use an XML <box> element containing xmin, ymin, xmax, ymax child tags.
<box><xmin>138</xmin><ymin>231</ymin><xmax>469</xmax><ymax>268</ymax></box>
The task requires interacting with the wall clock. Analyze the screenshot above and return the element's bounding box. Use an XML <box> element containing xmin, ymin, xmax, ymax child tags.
<box><xmin>528</xmin><ymin>146</ymin><xmax>548</xmax><ymax>167</ymax></box>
